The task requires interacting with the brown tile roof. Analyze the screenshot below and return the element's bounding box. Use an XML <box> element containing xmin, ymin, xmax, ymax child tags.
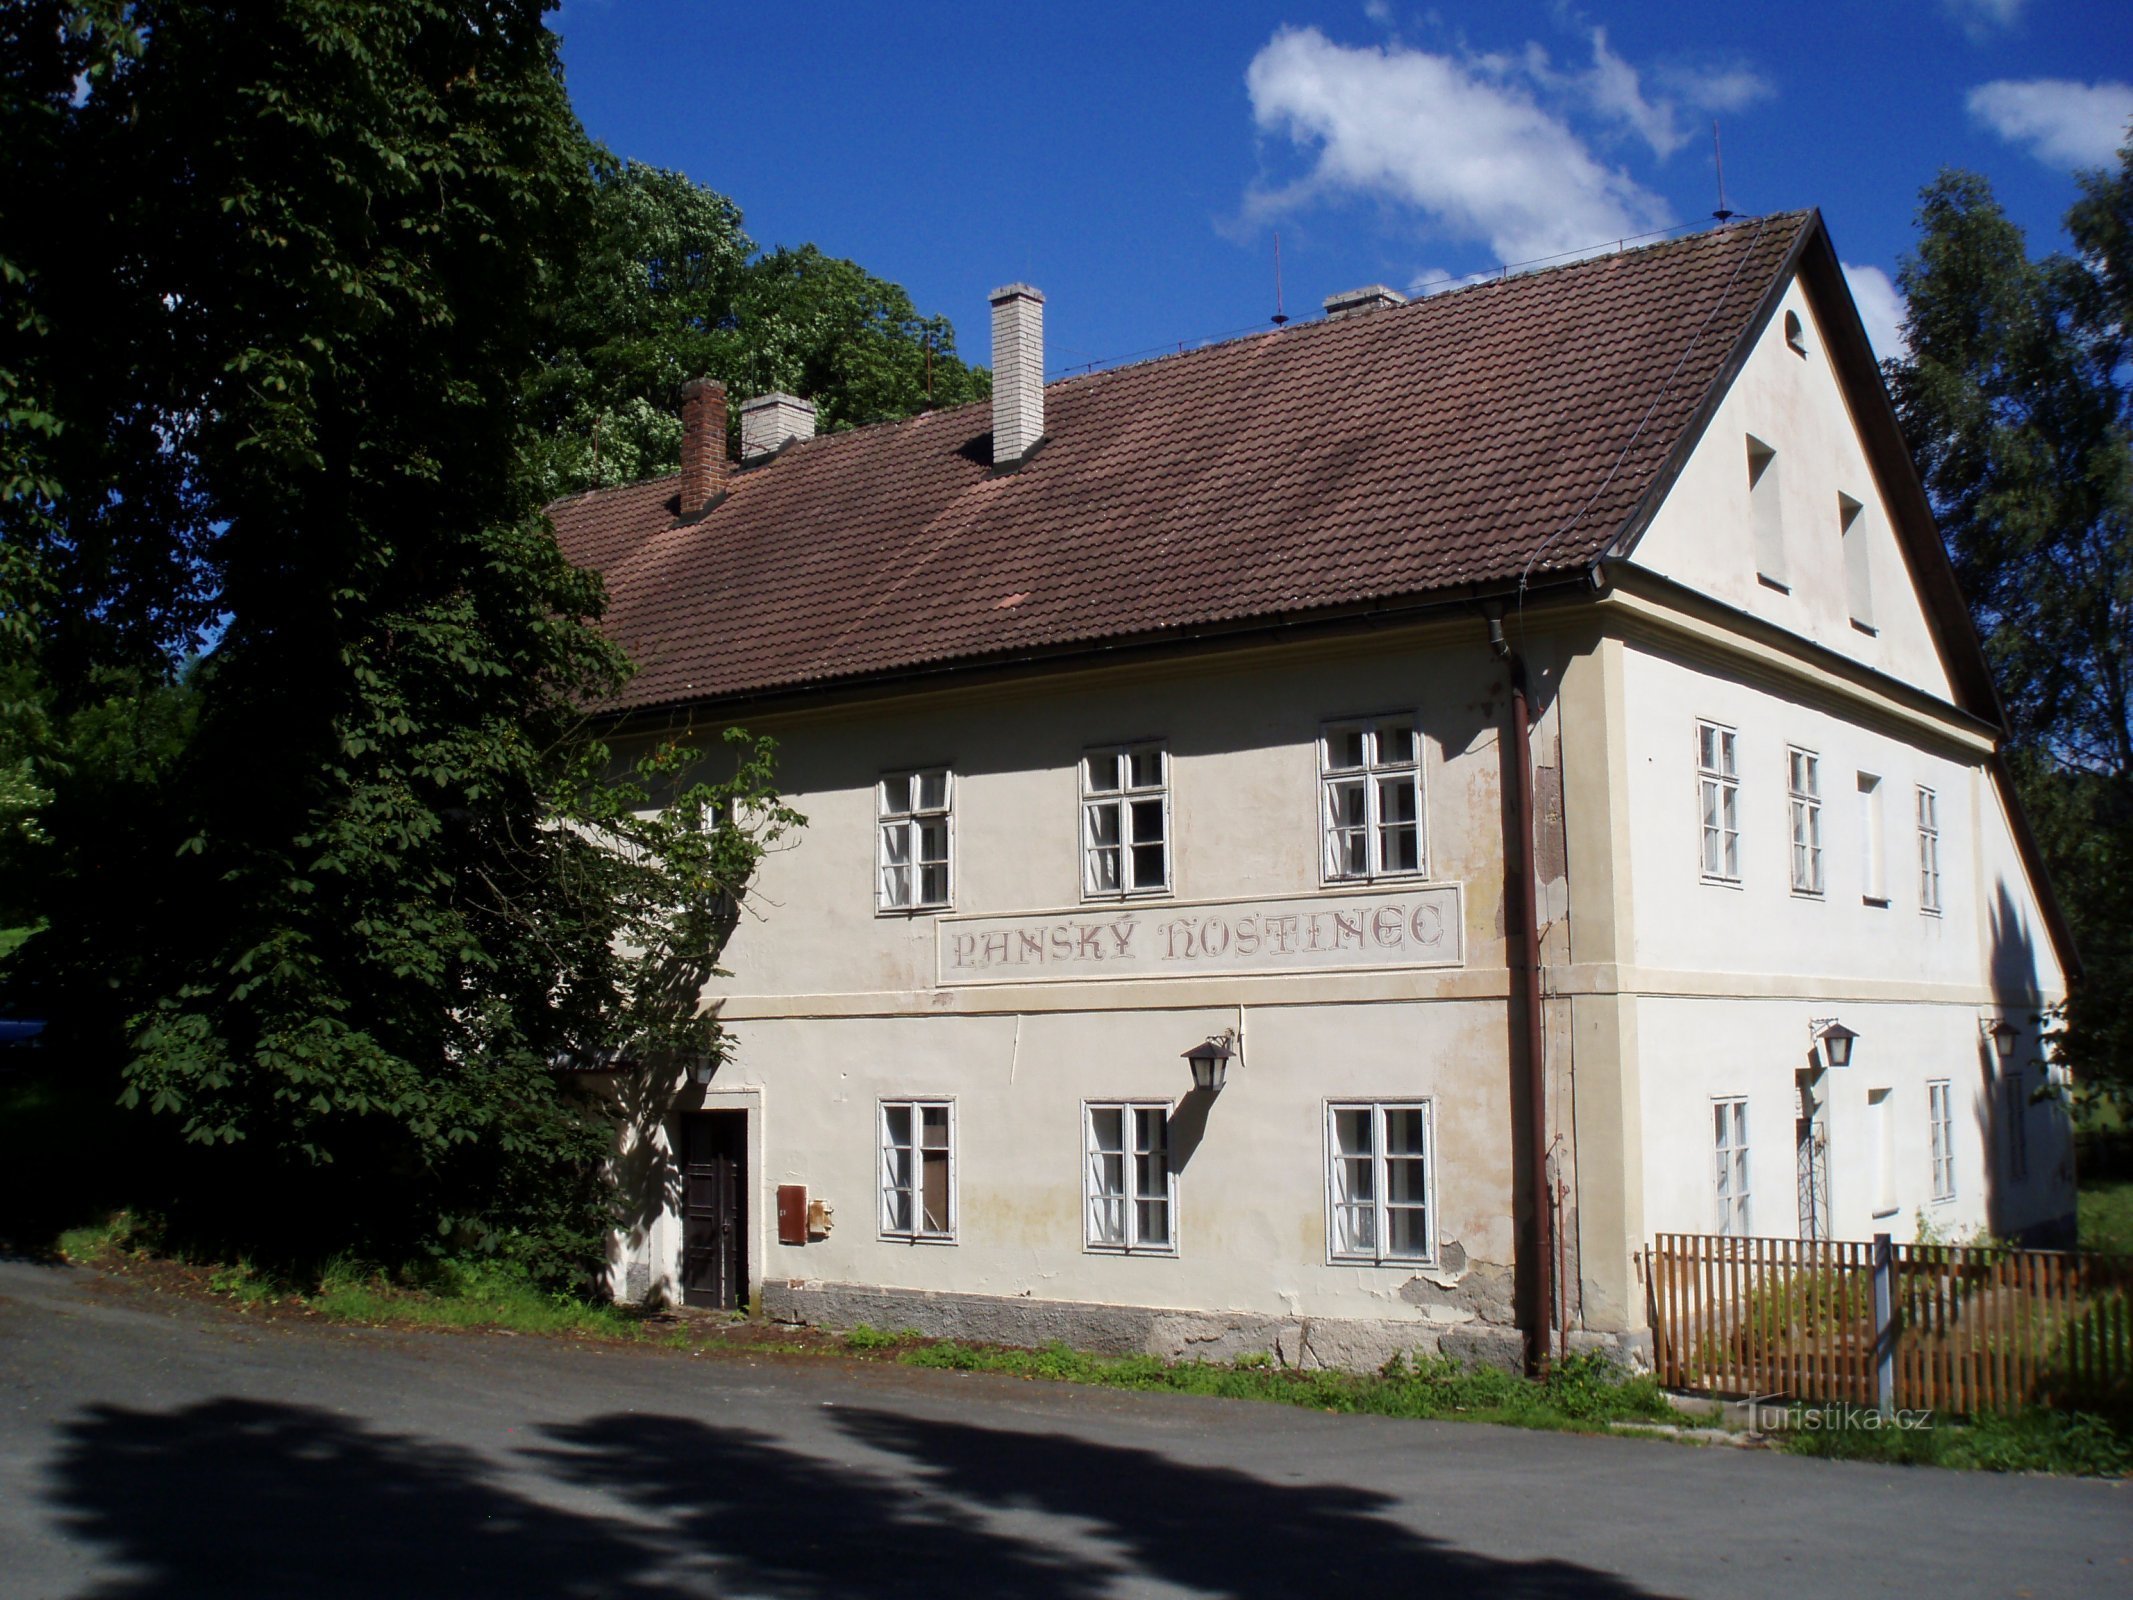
<box><xmin>550</xmin><ymin>212</ymin><xmax>1814</xmax><ymax>713</ymax></box>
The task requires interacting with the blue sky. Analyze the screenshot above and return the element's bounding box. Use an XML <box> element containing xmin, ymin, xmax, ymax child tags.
<box><xmin>556</xmin><ymin>1</ymin><xmax>2131</xmax><ymax>374</ymax></box>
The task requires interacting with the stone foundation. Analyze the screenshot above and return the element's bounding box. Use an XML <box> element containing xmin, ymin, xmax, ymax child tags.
<box><xmin>760</xmin><ymin>1280</ymin><xmax>1648</xmax><ymax>1375</ymax></box>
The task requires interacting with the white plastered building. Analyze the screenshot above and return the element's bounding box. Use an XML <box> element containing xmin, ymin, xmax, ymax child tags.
<box><xmin>552</xmin><ymin>213</ymin><xmax>2075</xmax><ymax>1369</ymax></box>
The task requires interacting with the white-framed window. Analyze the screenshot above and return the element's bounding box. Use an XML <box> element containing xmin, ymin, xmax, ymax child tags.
<box><xmin>1325</xmin><ymin>1101</ymin><xmax>1433</xmax><ymax>1265</ymax></box>
<box><xmin>1083</xmin><ymin>1102</ymin><xmax>1175</xmax><ymax>1254</ymax></box>
<box><xmin>2004</xmin><ymin>1073</ymin><xmax>2029</xmax><ymax>1183</ymax></box>
<box><xmin>1320</xmin><ymin>714</ymin><xmax>1425</xmax><ymax>882</ymax></box>
<box><xmin>1697</xmin><ymin>721</ymin><xmax>1740</xmax><ymax>883</ymax></box>
<box><xmin>1787</xmin><ymin>746</ymin><xmax>1824</xmax><ymax>896</ymax></box>
<box><xmin>1081</xmin><ymin>742</ymin><xmax>1169</xmax><ymax>898</ymax></box>
<box><xmin>1858</xmin><ymin>772</ymin><xmax>1886</xmax><ymax>905</ymax></box>
<box><xmin>1928</xmin><ymin>1080</ymin><xmax>1955</xmax><ymax>1202</ymax></box>
<box><xmin>878</xmin><ymin>768</ymin><xmax>951</xmax><ymax>912</ymax></box>
<box><xmin>1917</xmin><ymin>786</ymin><xmax>1942</xmax><ymax>915</ymax></box>
<box><xmin>879</xmin><ymin>1099</ymin><xmax>955</xmax><ymax>1242</ymax></box>
<box><xmin>1714</xmin><ymin>1097</ymin><xmax>1751</xmax><ymax>1236</ymax></box>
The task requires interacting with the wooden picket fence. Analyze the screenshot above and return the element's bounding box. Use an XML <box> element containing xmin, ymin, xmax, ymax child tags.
<box><xmin>1644</xmin><ymin>1232</ymin><xmax>2133</xmax><ymax>1415</ymax></box>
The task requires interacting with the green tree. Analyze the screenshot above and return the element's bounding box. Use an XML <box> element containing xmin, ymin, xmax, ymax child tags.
<box><xmin>1</xmin><ymin>1</ymin><xmax>794</xmax><ymax>1277</ymax></box>
<box><xmin>1892</xmin><ymin>147</ymin><xmax>2133</xmax><ymax>1105</ymax></box>
<box><xmin>532</xmin><ymin>161</ymin><xmax>988</xmax><ymax>497</ymax></box>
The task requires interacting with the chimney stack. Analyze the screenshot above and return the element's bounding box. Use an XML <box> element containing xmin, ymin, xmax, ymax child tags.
<box><xmin>1322</xmin><ymin>284</ymin><xmax>1409</xmax><ymax>319</ymax></box>
<box><xmin>989</xmin><ymin>283</ymin><xmax>1045</xmax><ymax>467</ymax></box>
<box><xmin>678</xmin><ymin>377</ymin><xmax>728</xmax><ymax>518</ymax></box>
<box><xmin>740</xmin><ymin>391</ymin><xmax>818</xmax><ymax>461</ymax></box>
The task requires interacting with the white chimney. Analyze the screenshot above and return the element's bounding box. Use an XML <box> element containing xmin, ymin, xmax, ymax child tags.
<box><xmin>1323</xmin><ymin>284</ymin><xmax>1409</xmax><ymax>319</ymax></box>
<box><xmin>740</xmin><ymin>391</ymin><xmax>816</xmax><ymax>461</ymax></box>
<box><xmin>989</xmin><ymin>283</ymin><xmax>1045</xmax><ymax>466</ymax></box>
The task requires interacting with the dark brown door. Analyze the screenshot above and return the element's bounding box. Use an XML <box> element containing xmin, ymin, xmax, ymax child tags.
<box><xmin>681</xmin><ymin>1111</ymin><xmax>747</xmax><ymax>1310</ymax></box>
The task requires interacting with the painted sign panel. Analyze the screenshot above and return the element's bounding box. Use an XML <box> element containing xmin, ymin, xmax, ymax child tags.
<box><xmin>937</xmin><ymin>886</ymin><xmax>1463</xmax><ymax>986</ymax></box>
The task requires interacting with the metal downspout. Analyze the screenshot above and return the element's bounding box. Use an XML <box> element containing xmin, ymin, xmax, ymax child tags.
<box><xmin>1490</xmin><ymin>613</ymin><xmax>1555</xmax><ymax>1376</ymax></box>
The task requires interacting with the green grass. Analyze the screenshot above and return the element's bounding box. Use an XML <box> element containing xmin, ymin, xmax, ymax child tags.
<box><xmin>301</xmin><ymin>1259</ymin><xmax>649</xmax><ymax>1338</ymax></box>
<box><xmin>1780</xmin><ymin>1406</ymin><xmax>2133</xmax><ymax>1476</ymax></box>
<box><xmin>895</xmin><ymin>1341</ymin><xmax>1680</xmax><ymax>1432</ymax></box>
<box><xmin>2078</xmin><ymin>1179</ymin><xmax>2133</xmax><ymax>1255</ymax></box>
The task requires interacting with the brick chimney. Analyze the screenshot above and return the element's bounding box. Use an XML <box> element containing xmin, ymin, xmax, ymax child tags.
<box><xmin>678</xmin><ymin>377</ymin><xmax>728</xmax><ymax>518</ymax></box>
<box><xmin>1323</xmin><ymin>284</ymin><xmax>1409</xmax><ymax>319</ymax></box>
<box><xmin>740</xmin><ymin>391</ymin><xmax>817</xmax><ymax>461</ymax></box>
<box><xmin>989</xmin><ymin>283</ymin><xmax>1045</xmax><ymax>467</ymax></box>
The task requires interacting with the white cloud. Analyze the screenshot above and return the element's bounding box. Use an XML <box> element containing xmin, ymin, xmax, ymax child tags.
<box><xmin>1655</xmin><ymin>61</ymin><xmax>1774</xmax><ymax>117</ymax></box>
<box><xmin>1967</xmin><ymin>78</ymin><xmax>2133</xmax><ymax>168</ymax></box>
<box><xmin>1944</xmin><ymin>0</ymin><xmax>2025</xmax><ymax>42</ymax></box>
<box><xmin>1582</xmin><ymin>28</ymin><xmax>1686</xmax><ymax>158</ymax></box>
<box><xmin>1843</xmin><ymin>262</ymin><xmax>1909</xmax><ymax>365</ymax></box>
<box><xmin>1245</xmin><ymin>27</ymin><xmax>1674</xmax><ymax>266</ymax></box>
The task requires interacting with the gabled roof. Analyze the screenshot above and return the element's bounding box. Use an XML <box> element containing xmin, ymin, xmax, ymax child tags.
<box><xmin>549</xmin><ymin>212</ymin><xmax>1813</xmax><ymax>714</ymax></box>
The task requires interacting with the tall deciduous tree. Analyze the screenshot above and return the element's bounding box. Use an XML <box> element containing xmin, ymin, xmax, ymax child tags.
<box><xmin>1</xmin><ymin>1</ymin><xmax>794</xmax><ymax>1276</ymax></box>
<box><xmin>532</xmin><ymin>161</ymin><xmax>988</xmax><ymax>497</ymax></box>
<box><xmin>1892</xmin><ymin>148</ymin><xmax>2133</xmax><ymax>1105</ymax></box>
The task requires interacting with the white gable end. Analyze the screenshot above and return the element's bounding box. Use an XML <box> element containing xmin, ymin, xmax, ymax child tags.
<box><xmin>1626</xmin><ymin>274</ymin><xmax>1958</xmax><ymax>706</ymax></box>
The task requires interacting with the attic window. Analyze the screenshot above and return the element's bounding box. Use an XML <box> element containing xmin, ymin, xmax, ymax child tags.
<box><xmin>1747</xmin><ymin>436</ymin><xmax>1787</xmax><ymax>590</ymax></box>
<box><xmin>1840</xmin><ymin>493</ymin><xmax>1875</xmax><ymax>633</ymax></box>
<box><xmin>1784</xmin><ymin>310</ymin><xmax>1807</xmax><ymax>357</ymax></box>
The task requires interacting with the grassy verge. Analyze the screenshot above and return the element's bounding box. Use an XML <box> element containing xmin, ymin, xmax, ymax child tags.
<box><xmin>885</xmin><ymin>1332</ymin><xmax>1681</xmax><ymax>1432</ymax></box>
<box><xmin>1777</xmin><ymin>1405</ymin><xmax>2133</xmax><ymax>1476</ymax></box>
<box><xmin>2078</xmin><ymin>1179</ymin><xmax>2133</xmax><ymax>1255</ymax></box>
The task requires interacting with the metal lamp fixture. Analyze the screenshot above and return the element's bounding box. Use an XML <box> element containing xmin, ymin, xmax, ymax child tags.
<box><xmin>1183</xmin><ymin>1029</ymin><xmax>1239</xmax><ymax>1093</ymax></box>
<box><xmin>1981</xmin><ymin>1018</ymin><xmax>2019</xmax><ymax>1064</ymax></box>
<box><xmin>1809</xmin><ymin>1018</ymin><xmax>1859</xmax><ymax>1070</ymax></box>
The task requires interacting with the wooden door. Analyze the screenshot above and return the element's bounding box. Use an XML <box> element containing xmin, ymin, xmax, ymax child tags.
<box><xmin>681</xmin><ymin>1111</ymin><xmax>747</xmax><ymax>1310</ymax></box>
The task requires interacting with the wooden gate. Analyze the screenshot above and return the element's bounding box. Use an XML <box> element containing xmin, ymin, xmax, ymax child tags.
<box><xmin>1644</xmin><ymin>1233</ymin><xmax>2133</xmax><ymax>1414</ymax></box>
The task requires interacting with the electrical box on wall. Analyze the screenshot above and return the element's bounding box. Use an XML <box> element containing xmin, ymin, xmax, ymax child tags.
<box><xmin>806</xmin><ymin>1198</ymin><xmax>834</xmax><ymax>1238</ymax></box>
<box><xmin>776</xmin><ymin>1184</ymin><xmax>807</xmax><ymax>1246</ymax></box>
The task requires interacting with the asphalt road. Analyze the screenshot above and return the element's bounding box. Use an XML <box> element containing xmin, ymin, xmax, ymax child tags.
<box><xmin>0</xmin><ymin>1258</ymin><xmax>2125</xmax><ymax>1599</ymax></box>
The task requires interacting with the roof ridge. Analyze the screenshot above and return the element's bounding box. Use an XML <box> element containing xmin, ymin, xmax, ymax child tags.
<box><xmin>1042</xmin><ymin>210</ymin><xmax>1816</xmax><ymax>394</ymax></box>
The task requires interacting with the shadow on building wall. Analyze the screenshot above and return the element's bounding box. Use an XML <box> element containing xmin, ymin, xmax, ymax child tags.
<box><xmin>49</xmin><ymin>1395</ymin><xmax>1669</xmax><ymax>1599</ymax></box>
<box><xmin>1979</xmin><ymin>883</ymin><xmax>2077</xmax><ymax>1247</ymax></box>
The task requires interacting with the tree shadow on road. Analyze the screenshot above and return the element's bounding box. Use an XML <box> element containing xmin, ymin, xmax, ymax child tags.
<box><xmin>50</xmin><ymin>1398</ymin><xmax>667</xmax><ymax>1598</ymax></box>
<box><xmin>51</xmin><ymin>1394</ymin><xmax>1676</xmax><ymax>1598</ymax></box>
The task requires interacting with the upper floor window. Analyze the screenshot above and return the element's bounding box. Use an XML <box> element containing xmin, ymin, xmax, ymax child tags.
<box><xmin>1787</xmin><ymin>746</ymin><xmax>1824</xmax><ymax>896</ymax></box>
<box><xmin>1697</xmin><ymin>720</ymin><xmax>1740</xmax><ymax>883</ymax></box>
<box><xmin>1917</xmin><ymin>786</ymin><xmax>1942</xmax><ymax>915</ymax></box>
<box><xmin>1326</xmin><ymin>1101</ymin><xmax>1433</xmax><ymax>1265</ymax></box>
<box><xmin>1747</xmin><ymin>436</ymin><xmax>1787</xmax><ymax>590</ymax></box>
<box><xmin>1858</xmin><ymin>771</ymin><xmax>1887</xmax><ymax>906</ymax></box>
<box><xmin>878</xmin><ymin>768</ymin><xmax>951</xmax><ymax>912</ymax></box>
<box><xmin>1082</xmin><ymin>743</ymin><xmax>1168</xmax><ymax>898</ymax></box>
<box><xmin>1084</xmin><ymin>1102</ymin><xmax>1174</xmax><ymax>1255</ymax></box>
<box><xmin>1320</xmin><ymin>715</ymin><xmax>1424</xmax><ymax>882</ymax></box>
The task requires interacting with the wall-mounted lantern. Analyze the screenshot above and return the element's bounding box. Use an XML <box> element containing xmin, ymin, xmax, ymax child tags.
<box><xmin>1809</xmin><ymin>1018</ymin><xmax>1858</xmax><ymax>1070</ymax></box>
<box><xmin>1183</xmin><ymin>1030</ymin><xmax>1239</xmax><ymax>1093</ymax></box>
<box><xmin>691</xmin><ymin>1053</ymin><xmax>718</xmax><ymax>1086</ymax></box>
<box><xmin>1981</xmin><ymin>1018</ymin><xmax>2019</xmax><ymax>1065</ymax></box>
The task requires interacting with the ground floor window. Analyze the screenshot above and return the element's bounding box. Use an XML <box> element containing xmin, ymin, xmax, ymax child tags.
<box><xmin>2004</xmin><ymin>1073</ymin><xmax>2029</xmax><ymax>1183</ymax></box>
<box><xmin>1714</xmin><ymin>1097</ymin><xmax>1750</xmax><ymax>1236</ymax></box>
<box><xmin>880</xmin><ymin>1100</ymin><xmax>954</xmax><ymax>1241</ymax></box>
<box><xmin>1326</xmin><ymin>1101</ymin><xmax>1432</xmax><ymax>1264</ymax></box>
<box><xmin>1084</xmin><ymin>1102</ymin><xmax>1174</xmax><ymax>1253</ymax></box>
<box><xmin>1928</xmin><ymin>1080</ymin><xmax>1955</xmax><ymax>1202</ymax></box>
